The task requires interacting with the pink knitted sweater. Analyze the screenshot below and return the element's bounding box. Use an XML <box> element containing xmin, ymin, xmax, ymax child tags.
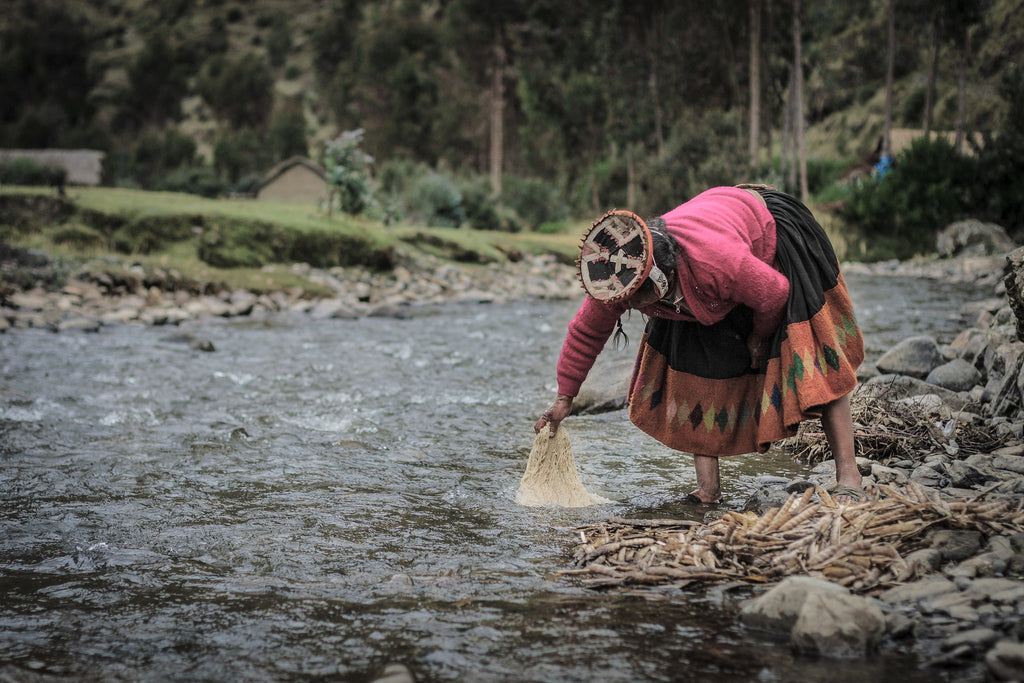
<box><xmin>556</xmin><ymin>186</ymin><xmax>790</xmax><ymax>397</ymax></box>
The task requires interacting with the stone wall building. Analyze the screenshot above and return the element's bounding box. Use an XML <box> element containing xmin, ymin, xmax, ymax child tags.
<box><xmin>0</xmin><ymin>149</ymin><xmax>105</xmax><ymax>185</ymax></box>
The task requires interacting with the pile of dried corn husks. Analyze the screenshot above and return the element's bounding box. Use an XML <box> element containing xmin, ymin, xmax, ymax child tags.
<box><xmin>563</xmin><ymin>483</ymin><xmax>1024</xmax><ymax>594</ymax></box>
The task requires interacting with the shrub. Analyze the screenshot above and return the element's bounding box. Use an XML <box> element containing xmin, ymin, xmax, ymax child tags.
<box><xmin>52</xmin><ymin>222</ymin><xmax>105</xmax><ymax>249</ymax></box>
<box><xmin>323</xmin><ymin>129</ymin><xmax>374</xmax><ymax>216</ymax></box>
<box><xmin>841</xmin><ymin>136</ymin><xmax>974</xmax><ymax>256</ymax></box>
<box><xmin>970</xmin><ymin>66</ymin><xmax>1024</xmax><ymax>234</ymax></box>
<box><xmin>501</xmin><ymin>175</ymin><xmax>566</xmax><ymax>231</ymax></box>
<box><xmin>111</xmin><ymin>215</ymin><xmax>197</xmax><ymax>254</ymax></box>
<box><xmin>0</xmin><ymin>158</ymin><xmax>67</xmax><ymax>187</ymax></box>
<box><xmin>456</xmin><ymin>175</ymin><xmax>505</xmax><ymax>231</ymax></box>
<box><xmin>155</xmin><ymin>166</ymin><xmax>226</xmax><ymax>198</ymax></box>
<box><xmin>407</xmin><ymin>171</ymin><xmax>463</xmax><ymax>227</ymax></box>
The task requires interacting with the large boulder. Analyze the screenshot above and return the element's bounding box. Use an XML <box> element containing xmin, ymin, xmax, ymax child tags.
<box><xmin>936</xmin><ymin>219</ymin><xmax>1014</xmax><ymax>258</ymax></box>
<box><xmin>739</xmin><ymin>576</ymin><xmax>886</xmax><ymax>659</ymax></box>
<box><xmin>875</xmin><ymin>335</ymin><xmax>943</xmax><ymax>379</ymax></box>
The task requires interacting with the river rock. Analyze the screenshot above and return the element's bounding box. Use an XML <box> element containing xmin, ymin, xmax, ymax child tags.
<box><xmin>370</xmin><ymin>663</ymin><xmax>415</xmax><ymax>683</ymax></box>
<box><xmin>928</xmin><ymin>529</ymin><xmax>984</xmax><ymax>562</ymax></box>
<box><xmin>937</xmin><ymin>219</ymin><xmax>1014</xmax><ymax>258</ymax></box>
<box><xmin>925</xmin><ymin>358</ymin><xmax>983</xmax><ymax>391</ymax></box>
<box><xmin>739</xmin><ymin>576</ymin><xmax>849</xmax><ymax>630</ymax></box>
<box><xmin>740</xmin><ymin>577</ymin><xmax>884</xmax><ymax>659</ymax></box>
<box><xmin>1005</xmin><ymin>247</ymin><xmax>1024</xmax><ymax>342</ymax></box>
<box><xmin>859</xmin><ymin>374</ymin><xmax>968</xmax><ymax>410</ymax></box>
<box><xmin>879</xmin><ymin>575</ymin><xmax>958</xmax><ymax>605</ymax></box>
<box><xmin>573</xmin><ymin>357</ymin><xmax>633</xmax><ymax>415</ymax></box>
<box><xmin>57</xmin><ymin>316</ymin><xmax>101</xmax><ymax>333</ymax></box>
<box><xmin>875</xmin><ymin>336</ymin><xmax>944</xmax><ymax>379</ymax></box>
<box><xmin>986</xmin><ymin>640</ymin><xmax>1024</xmax><ymax>681</ymax></box>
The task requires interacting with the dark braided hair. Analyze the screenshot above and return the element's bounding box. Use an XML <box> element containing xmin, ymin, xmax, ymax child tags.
<box><xmin>611</xmin><ymin>216</ymin><xmax>678</xmax><ymax>349</ymax></box>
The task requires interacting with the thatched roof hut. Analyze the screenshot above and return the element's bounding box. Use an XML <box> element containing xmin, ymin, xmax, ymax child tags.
<box><xmin>255</xmin><ymin>157</ymin><xmax>328</xmax><ymax>203</ymax></box>
<box><xmin>0</xmin><ymin>149</ymin><xmax>105</xmax><ymax>185</ymax></box>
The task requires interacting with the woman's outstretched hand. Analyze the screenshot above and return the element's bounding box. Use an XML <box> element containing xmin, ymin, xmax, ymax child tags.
<box><xmin>534</xmin><ymin>395</ymin><xmax>574</xmax><ymax>437</ymax></box>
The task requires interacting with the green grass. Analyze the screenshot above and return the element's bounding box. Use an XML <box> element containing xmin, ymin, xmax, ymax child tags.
<box><xmin>0</xmin><ymin>186</ymin><xmax>584</xmax><ymax>294</ymax></box>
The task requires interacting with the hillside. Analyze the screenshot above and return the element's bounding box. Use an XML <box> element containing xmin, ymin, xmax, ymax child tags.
<box><xmin>2</xmin><ymin>0</ymin><xmax>1023</xmax><ymax>227</ymax></box>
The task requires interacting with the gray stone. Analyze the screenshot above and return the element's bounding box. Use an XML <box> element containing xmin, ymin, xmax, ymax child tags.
<box><xmin>879</xmin><ymin>576</ymin><xmax>958</xmax><ymax>605</ymax></box>
<box><xmin>992</xmin><ymin>454</ymin><xmax>1024</xmax><ymax>475</ymax></box>
<box><xmin>871</xmin><ymin>463</ymin><xmax>908</xmax><ymax>485</ymax></box>
<box><xmin>739</xmin><ymin>576</ymin><xmax>849</xmax><ymax>631</ymax></box>
<box><xmin>937</xmin><ymin>219</ymin><xmax>1014</xmax><ymax>258</ymax></box>
<box><xmin>943</xmin><ymin>628</ymin><xmax>1000</xmax><ymax>651</ymax></box>
<box><xmin>57</xmin><ymin>316</ymin><xmax>101</xmax><ymax>333</ymax></box>
<box><xmin>986</xmin><ymin>639</ymin><xmax>1024</xmax><ymax>681</ymax></box>
<box><xmin>964</xmin><ymin>578</ymin><xmax>1024</xmax><ymax>603</ymax></box>
<box><xmin>926</xmin><ymin>358</ymin><xmax>983</xmax><ymax>391</ymax></box>
<box><xmin>909</xmin><ymin>464</ymin><xmax>947</xmax><ymax>488</ymax></box>
<box><xmin>946</xmin><ymin>460</ymin><xmax>993</xmax><ymax>488</ymax></box>
<box><xmin>876</xmin><ymin>336</ymin><xmax>944</xmax><ymax>379</ymax></box>
<box><xmin>790</xmin><ymin>590</ymin><xmax>886</xmax><ymax>659</ymax></box>
<box><xmin>928</xmin><ymin>529</ymin><xmax>983</xmax><ymax>562</ymax></box>
<box><xmin>370</xmin><ymin>663</ymin><xmax>415</xmax><ymax>683</ymax></box>
<box><xmin>574</xmin><ymin>357</ymin><xmax>633</xmax><ymax>415</ymax></box>
<box><xmin>897</xmin><ymin>548</ymin><xmax>943</xmax><ymax>581</ymax></box>
<box><xmin>859</xmin><ymin>374</ymin><xmax>968</xmax><ymax>410</ymax></box>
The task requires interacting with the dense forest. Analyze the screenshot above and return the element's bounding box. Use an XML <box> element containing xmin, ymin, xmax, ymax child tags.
<box><xmin>2</xmin><ymin>0</ymin><xmax>1023</xmax><ymax>246</ymax></box>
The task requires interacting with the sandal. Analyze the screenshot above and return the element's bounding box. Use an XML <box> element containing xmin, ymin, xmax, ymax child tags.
<box><xmin>826</xmin><ymin>484</ymin><xmax>867</xmax><ymax>503</ymax></box>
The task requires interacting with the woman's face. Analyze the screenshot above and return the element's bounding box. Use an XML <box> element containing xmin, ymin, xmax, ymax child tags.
<box><xmin>627</xmin><ymin>285</ymin><xmax>662</xmax><ymax>308</ymax></box>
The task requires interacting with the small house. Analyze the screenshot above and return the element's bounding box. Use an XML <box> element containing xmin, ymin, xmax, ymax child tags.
<box><xmin>255</xmin><ymin>157</ymin><xmax>328</xmax><ymax>203</ymax></box>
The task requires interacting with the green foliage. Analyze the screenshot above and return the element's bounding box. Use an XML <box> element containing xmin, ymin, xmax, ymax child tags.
<box><xmin>323</xmin><ymin>129</ymin><xmax>375</xmax><ymax>216</ymax></box>
<box><xmin>970</xmin><ymin>65</ymin><xmax>1024</xmax><ymax>232</ymax></box>
<box><xmin>51</xmin><ymin>222</ymin><xmax>105</xmax><ymax>250</ymax></box>
<box><xmin>129</xmin><ymin>129</ymin><xmax>197</xmax><ymax>188</ymax></box>
<box><xmin>196</xmin><ymin>53</ymin><xmax>275</xmax><ymax>129</ymax></box>
<box><xmin>456</xmin><ymin>176</ymin><xmax>503</xmax><ymax>231</ymax></box>
<box><xmin>213</xmin><ymin>128</ymin><xmax>270</xmax><ymax>186</ymax></box>
<box><xmin>266</xmin><ymin>101</ymin><xmax>309</xmax><ymax>161</ymax></box>
<box><xmin>266</xmin><ymin>15</ymin><xmax>293</xmax><ymax>68</ymax></box>
<box><xmin>197</xmin><ymin>215</ymin><xmax>394</xmax><ymax>269</ymax></box>
<box><xmin>407</xmin><ymin>172</ymin><xmax>464</xmax><ymax>228</ymax></box>
<box><xmin>805</xmin><ymin>157</ymin><xmax>853</xmax><ymax>197</ymax></box>
<box><xmin>154</xmin><ymin>166</ymin><xmax>225</xmax><ymax>199</ymax></box>
<box><xmin>501</xmin><ymin>176</ymin><xmax>567</xmax><ymax>231</ymax></box>
<box><xmin>0</xmin><ymin>1</ymin><xmax>97</xmax><ymax>145</ymax></box>
<box><xmin>841</xmin><ymin>136</ymin><xmax>974</xmax><ymax>255</ymax></box>
<box><xmin>109</xmin><ymin>215</ymin><xmax>196</xmax><ymax>255</ymax></box>
<box><xmin>124</xmin><ymin>32</ymin><xmax>188</xmax><ymax>127</ymax></box>
<box><xmin>0</xmin><ymin>158</ymin><xmax>67</xmax><ymax>187</ymax></box>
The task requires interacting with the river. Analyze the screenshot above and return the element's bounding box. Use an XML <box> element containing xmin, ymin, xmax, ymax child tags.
<box><xmin>0</xmin><ymin>272</ymin><xmax>992</xmax><ymax>681</ymax></box>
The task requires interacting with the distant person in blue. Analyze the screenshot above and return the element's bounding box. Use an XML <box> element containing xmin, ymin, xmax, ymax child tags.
<box><xmin>874</xmin><ymin>154</ymin><xmax>893</xmax><ymax>180</ymax></box>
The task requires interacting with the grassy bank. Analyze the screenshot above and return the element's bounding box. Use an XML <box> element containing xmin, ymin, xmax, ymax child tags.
<box><xmin>0</xmin><ymin>186</ymin><xmax>581</xmax><ymax>295</ymax></box>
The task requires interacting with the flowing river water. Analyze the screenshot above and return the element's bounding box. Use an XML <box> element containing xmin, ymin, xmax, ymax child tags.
<box><xmin>0</xmin><ymin>272</ymin><xmax>992</xmax><ymax>681</ymax></box>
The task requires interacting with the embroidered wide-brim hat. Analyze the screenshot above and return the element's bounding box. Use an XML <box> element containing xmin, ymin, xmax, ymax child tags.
<box><xmin>577</xmin><ymin>209</ymin><xmax>655</xmax><ymax>302</ymax></box>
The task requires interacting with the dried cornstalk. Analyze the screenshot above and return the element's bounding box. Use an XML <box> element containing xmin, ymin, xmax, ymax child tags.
<box><xmin>561</xmin><ymin>484</ymin><xmax>1024</xmax><ymax>595</ymax></box>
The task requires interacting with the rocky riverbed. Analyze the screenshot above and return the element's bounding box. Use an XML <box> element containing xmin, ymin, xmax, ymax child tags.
<box><xmin>3</xmin><ymin>240</ymin><xmax>1024</xmax><ymax>680</ymax></box>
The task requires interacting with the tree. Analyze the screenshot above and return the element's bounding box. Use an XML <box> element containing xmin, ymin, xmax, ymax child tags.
<box><xmin>267</xmin><ymin>100</ymin><xmax>308</xmax><ymax>161</ymax></box>
<box><xmin>126</xmin><ymin>32</ymin><xmax>189</xmax><ymax>127</ymax></box>
<box><xmin>749</xmin><ymin>0</ymin><xmax>763</xmax><ymax>171</ymax></box>
<box><xmin>792</xmin><ymin>0</ymin><xmax>808</xmax><ymax>201</ymax></box>
<box><xmin>0</xmin><ymin>1</ymin><xmax>97</xmax><ymax>144</ymax></box>
<box><xmin>881</xmin><ymin>0</ymin><xmax>896</xmax><ymax>161</ymax></box>
<box><xmin>323</xmin><ymin>129</ymin><xmax>374</xmax><ymax>216</ymax></box>
<box><xmin>197</xmin><ymin>53</ymin><xmax>275</xmax><ymax>129</ymax></box>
